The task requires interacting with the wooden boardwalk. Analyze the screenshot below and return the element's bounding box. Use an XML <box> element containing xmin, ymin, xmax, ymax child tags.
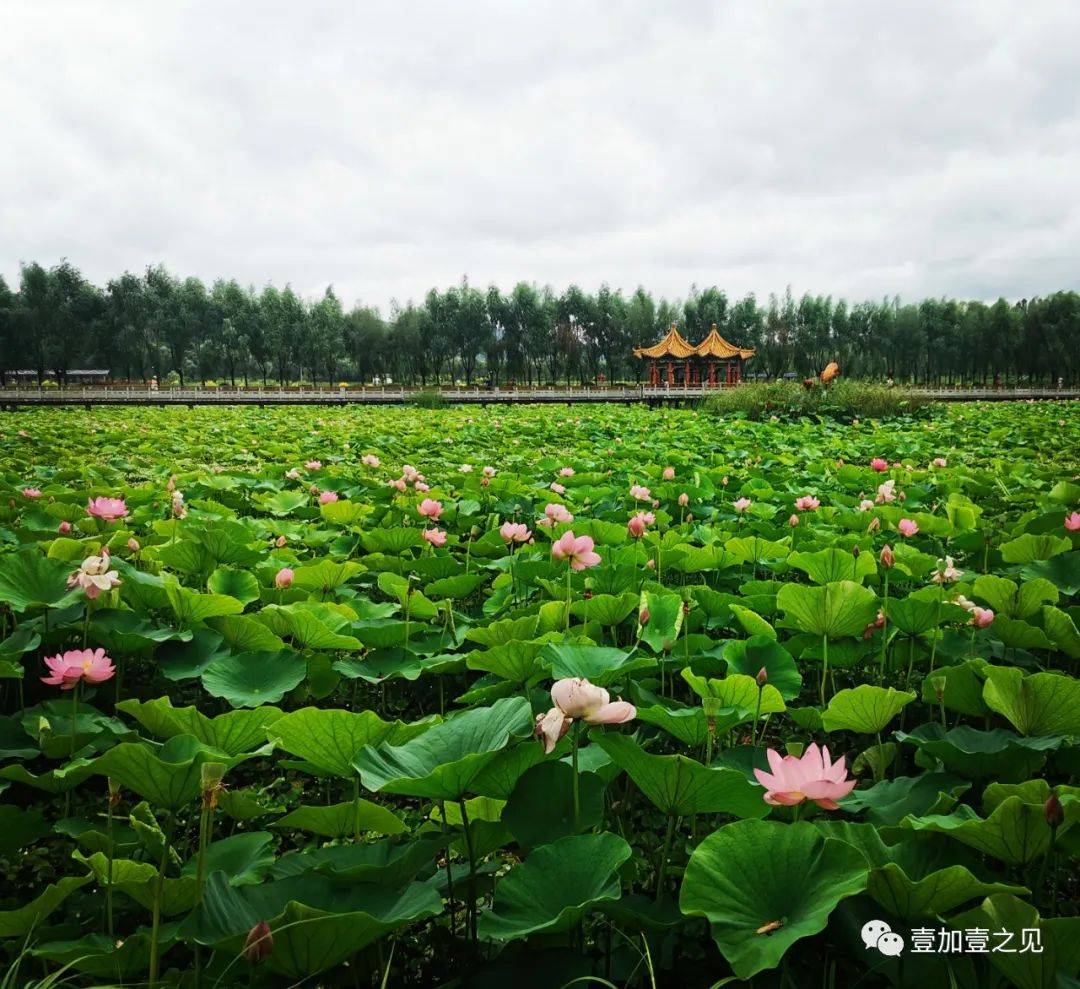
<box><xmin>1</xmin><ymin>386</ymin><xmax>1078</xmax><ymax>410</ymax></box>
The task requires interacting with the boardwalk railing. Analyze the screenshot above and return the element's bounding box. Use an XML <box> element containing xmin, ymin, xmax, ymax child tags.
<box><xmin>1</xmin><ymin>385</ymin><xmax>1078</xmax><ymax>408</ymax></box>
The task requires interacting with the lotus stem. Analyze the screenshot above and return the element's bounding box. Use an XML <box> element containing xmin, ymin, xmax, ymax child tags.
<box><xmin>655</xmin><ymin>814</ymin><xmax>676</xmax><ymax>898</ymax></box>
<box><xmin>571</xmin><ymin>722</ymin><xmax>581</xmax><ymax>833</ymax></box>
<box><xmin>438</xmin><ymin>802</ymin><xmax>456</xmax><ymax>943</ymax></box>
<box><xmin>879</xmin><ymin>570</ymin><xmax>890</xmax><ymax>684</ymax></box>
<box><xmin>819</xmin><ymin>634</ymin><xmax>829</xmax><ymax>707</ymax></box>
<box><xmin>458</xmin><ymin>798</ymin><xmax>478</xmax><ymax>944</ymax></box>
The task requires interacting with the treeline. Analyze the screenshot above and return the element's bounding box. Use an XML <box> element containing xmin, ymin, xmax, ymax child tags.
<box><xmin>0</xmin><ymin>260</ymin><xmax>1077</xmax><ymax>386</ymax></box>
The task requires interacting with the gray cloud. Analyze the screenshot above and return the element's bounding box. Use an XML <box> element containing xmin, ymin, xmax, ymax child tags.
<box><xmin>2</xmin><ymin>0</ymin><xmax>1078</xmax><ymax>311</ymax></box>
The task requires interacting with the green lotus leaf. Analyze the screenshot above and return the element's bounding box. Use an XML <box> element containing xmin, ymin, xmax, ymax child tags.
<box><xmin>636</xmin><ymin>589</ymin><xmax>684</xmax><ymax>652</ymax></box>
<box><xmin>269</xmin><ymin>835</ymin><xmax>441</xmax><ymax>887</ymax></box>
<box><xmin>87</xmin><ymin>610</ymin><xmax>191</xmax><ymax>653</ymax></box>
<box><xmin>982</xmin><ymin>666</ymin><xmax>1080</xmax><ymax>736</ymax></box>
<box><xmin>972</xmin><ymin>574</ymin><xmax>1058</xmax><ymax>619</ymax></box>
<box><xmin>478</xmin><ymin>832</ymin><xmax>631</xmax><ymax>941</ymax></box>
<box><xmin>0</xmin><ymin>875</ymin><xmax>91</xmax><ymax>938</ymax></box>
<box><xmin>291</xmin><ymin>557</ymin><xmax>365</xmax><ymax>593</ymax></box>
<box><xmin>822</xmin><ymin>685</ymin><xmax>915</xmax><ymax>734</ymax></box>
<box><xmin>537</xmin><ymin>642</ymin><xmax>656</xmax><ymax>686</ymax></box>
<box><xmin>839</xmin><ymin>772</ymin><xmax>970</xmax><ymax>825</ymax></box>
<box><xmin>272</xmin><ymin>800</ymin><xmax>406</xmax><ymax>839</ymax></box>
<box><xmin>503</xmin><ymin>760</ymin><xmax>605</xmax><ymax>849</ymax></box>
<box><xmin>164</xmin><ymin>578</ymin><xmax>244</xmax><ymax>624</ymax></box>
<box><xmin>723</xmin><ymin>636</ymin><xmax>801</xmax><ymax>700</ymax></box>
<box><xmin>679</xmin><ymin>820</ymin><xmax>868</xmax><ymax>979</ymax></box>
<box><xmin>206</xmin><ymin>613</ymin><xmax>287</xmax><ymax>652</ymax></box>
<box><xmin>899</xmin><ymin>797</ymin><xmax>1054</xmax><ymax>866</ymax></box>
<box><xmin>116</xmin><ymin>697</ymin><xmax>283</xmax><ymax>755</ymax></box>
<box><xmin>593</xmin><ymin>733</ymin><xmax>767</xmax><ymax>818</ymax></box>
<box><xmin>354</xmin><ymin>696</ymin><xmax>533</xmax><ymax>801</ymax></box>
<box><xmin>682</xmin><ymin>670</ymin><xmax>786</xmax><ymax>718</ymax></box>
<box><xmin>75</xmin><ymin>850</ymin><xmax>198</xmax><ymax>915</ymax></box>
<box><xmin>0</xmin><ymin>804</ymin><xmax>49</xmax><ymax>857</ymax></box>
<box><xmin>269</xmin><ymin>707</ymin><xmax>430</xmax><ymax>778</ymax></box>
<box><xmin>1021</xmin><ymin>551</ymin><xmax>1080</xmax><ymax>594</ymax></box>
<box><xmin>788</xmin><ymin>547</ymin><xmax>876</xmax><ymax>585</ymax></box>
<box><xmin>206</xmin><ymin>566</ymin><xmax>260</xmax><ymax>604</ymax></box>
<box><xmin>0</xmin><ymin>550</ymin><xmax>78</xmax><ymax>612</ymax></box>
<box><xmin>635</xmin><ymin>704</ymin><xmax>711</xmax><ymax>747</ymax></box>
<box><xmin>426</xmin><ymin>573</ymin><xmax>485</xmax><ymax>599</ymax></box>
<box><xmin>1042</xmin><ymin>605</ymin><xmax>1080</xmax><ymax>659</ymax></box>
<box><xmin>200</xmin><ymin>650</ymin><xmax>307</xmax><ymax>708</ymax></box>
<box><xmin>999</xmin><ymin>532</ymin><xmax>1071</xmax><ymax>564</ymax></box>
<box><xmin>918</xmin><ymin>659</ymin><xmax>990</xmax><ymax>717</ymax></box>
<box><xmin>894</xmin><ymin>723</ymin><xmax>1062</xmax><ymax>781</ymax></box>
<box><xmin>776</xmin><ymin>580</ymin><xmax>878</xmax><ymax>638</ymax></box>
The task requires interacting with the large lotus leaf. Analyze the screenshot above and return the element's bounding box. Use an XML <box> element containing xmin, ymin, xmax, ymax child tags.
<box><xmin>776</xmin><ymin>580</ymin><xmax>878</xmax><ymax>638</ymax></box>
<box><xmin>814</xmin><ymin>820</ymin><xmax>1027</xmax><ymax>920</ymax></box>
<box><xmin>207</xmin><ymin>613</ymin><xmax>287</xmax><ymax>652</ymax></box>
<box><xmin>466</xmin><ymin>614</ymin><xmax>539</xmax><ymax>647</ymax></box>
<box><xmin>636</xmin><ymin>589</ymin><xmax>684</xmax><ymax>653</ymax></box>
<box><xmin>254</xmin><ymin>489</ymin><xmax>309</xmax><ymax>516</ymax></box>
<box><xmin>467</xmin><ymin>638</ymin><xmax>553</xmax><ymax>685</ymax></box>
<box><xmin>682</xmin><ymin>670</ymin><xmax>785</xmax><ymax>718</ymax></box>
<box><xmin>362</xmin><ymin>526</ymin><xmax>425</xmax><ymax>554</ymax></box>
<box><xmin>839</xmin><ymin>772</ymin><xmax>970</xmax><ymax>826</ymax></box>
<box><xmin>30</xmin><ymin>932</ymin><xmax>168</xmax><ymax>979</ymax></box>
<box><xmin>157</xmin><ymin>629</ymin><xmax>230</xmax><ymax>681</ymax></box>
<box><xmin>320</xmin><ymin>499</ymin><xmax>371</xmax><ymax>526</ymax></box>
<box><xmin>190</xmin><ymin>872</ymin><xmax>442</xmax><ymax>978</ymax></box>
<box><xmin>0</xmin><ymin>875</ymin><xmax>91</xmax><ymax>937</ymax></box>
<box><xmin>569</xmin><ymin>591</ymin><xmax>639</xmax><ymax>626</ymax></box>
<box><xmin>982</xmin><ymin>666</ymin><xmax>1080</xmax><ymax>736</ymax></box>
<box><xmin>503</xmin><ymin>760</ymin><xmax>606</xmax><ymax>849</ymax></box>
<box><xmin>993</xmin><ymin>616</ymin><xmax>1053</xmax><ymax>650</ymax></box>
<box><xmin>355</xmin><ymin>697</ymin><xmax>533</xmax><ymax>801</ymax></box>
<box><xmin>206</xmin><ymin>567</ymin><xmax>260</xmax><ymax>605</ymax></box>
<box><xmin>537</xmin><ymin>642</ymin><xmax>656</xmax><ymax>686</ymax></box>
<box><xmin>0</xmin><ymin>804</ymin><xmax>49</xmax><ymax>857</ymax></box>
<box><xmin>918</xmin><ymin>659</ymin><xmax>990</xmax><ymax>717</ymax></box>
<box><xmin>427</xmin><ymin>573</ymin><xmax>485</xmax><ymax>600</ymax></box>
<box><xmin>291</xmin><ymin>557</ymin><xmax>365</xmax><ymax>593</ymax></box>
<box><xmin>467</xmin><ymin>741</ymin><xmax>548</xmax><ymax>800</ymax></box>
<box><xmin>272</xmin><ymin>800</ymin><xmax>405</xmax><ymax>839</ymax></box>
<box><xmin>164</xmin><ymin>579</ymin><xmax>244</xmax><ymax>625</ymax></box>
<box><xmin>75</xmin><ymin>851</ymin><xmax>198</xmax><ymax>915</ymax></box>
<box><xmin>822</xmin><ymin>685</ymin><xmax>915</xmax><ymax>734</ymax></box>
<box><xmin>116</xmin><ymin>697</ymin><xmax>283</xmax><ymax>756</ymax></box>
<box><xmin>179</xmin><ymin>832</ymin><xmax>277</xmax><ymax>886</ymax></box>
<box><xmin>788</xmin><ymin>547</ymin><xmax>876</xmax><ymax>585</ymax></box>
<box><xmin>88</xmin><ymin>610</ymin><xmax>192</xmax><ymax>653</ymax></box>
<box><xmin>884</xmin><ymin>591</ymin><xmax>967</xmax><ymax>636</ymax></box>
<box><xmin>0</xmin><ymin>551</ymin><xmax>78</xmax><ymax>611</ymax></box>
<box><xmin>894</xmin><ymin>723</ymin><xmax>1062</xmax><ymax>781</ymax></box>
<box><xmin>478</xmin><ymin>832</ymin><xmax>631</xmax><ymax>941</ymax></box>
<box><xmin>92</xmin><ymin>735</ymin><xmax>246</xmax><ymax>811</ymax></box>
<box><xmin>269</xmin><ymin>836</ymin><xmax>440</xmax><ymax>887</ymax></box>
<box><xmin>256</xmin><ymin>603</ymin><xmax>363</xmax><ymax>650</ymax></box>
<box><xmin>999</xmin><ymin>532</ymin><xmax>1071</xmax><ymax>564</ymax></box>
<box><xmin>1042</xmin><ymin>605</ymin><xmax>1080</xmax><ymax>659</ymax></box>
<box><xmin>972</xmin><ymin>574</ymin><xmax>1058</xmax><ymax>619</ymax></box>
<box><xmin>269</xmin><ymin>708</ymin><xmax>429</xmax><ymax>778</ymax></box>
<box><xmin>679</xmin><ymin>820</ymin><xmax>868</xmax><ymax>979</ymax></box>
<box><xmin>1022</xmin><ymin>551</ymin><xmax>1080</xmax><ymax>594</ymax></box>
<box><xmin>0</xmin><ymin>757</ymin><xmax>96</xmax><ymax>794</ymax></box>
<box><xmin>200</xmin><ymin>650</ymin><xmax>307</xmax><ymax>708</ymax></box>
<box><xmin>723</xmin><ymin>636</ymin><xmax>802</xmax><ymax>700</ymax></box>
<box><xmin>724</xmin><ymin>536</ymin><xmax>790</xmax><ymax>565</ymax></box>
<box><xmin>593</xmin><ymin>733</ymin><xmax>767</xmax><ymax>818</ymax></box>
<box><xmin>727</xmin><ymin>603</ymin><xmax>776</xmax><ymax>640</ymax></box>
<box><xmin>635</xmin><ymin>704</ymin><xmax>711</xmax><ymax>747</ymax></box>
<box><xmin>898</xmin><ymin>797</ymin><xmax>1053</xmax><ymax>866</ymax></box>
<box><xmin>950</xmin><ymin>894</ymin><xmax>1080</xmax><ymax>989</ymax></box>
<box><xmin>377</xmin><ymin>572</ymin><xmax>439</xmax><ymax>621</ymax></box>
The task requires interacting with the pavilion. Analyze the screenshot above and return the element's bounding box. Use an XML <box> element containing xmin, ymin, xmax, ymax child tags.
<box><xmin>634</xmin><ymin>324</ymin><xmax>755</xmax><ymax>387</ymax></box>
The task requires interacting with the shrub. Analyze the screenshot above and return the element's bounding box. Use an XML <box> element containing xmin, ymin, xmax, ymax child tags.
<box><xmin>411</xmin><ymin>389</ymin><xmax>446</xmax><ymax>409</ymax></box>
<box><xmin>703</xmin><ymin>380</ymin><xmax>932</xmax><ymax>421</ymax></box>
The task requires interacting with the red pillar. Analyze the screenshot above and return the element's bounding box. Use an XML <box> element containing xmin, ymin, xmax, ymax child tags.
<box><xmin>666</xmin><ymin>362</ymin><xmax>674</xmax><ymax>386</ymax></box>
<box><xmin>708</xmin><ymin>361</ymin><xmax>716</xmax><ymax>386</ymax></box>
<box><xmin>684</xmin><ymin>360</ymin><xmax>690</xmax><ymax>387</ymax></box>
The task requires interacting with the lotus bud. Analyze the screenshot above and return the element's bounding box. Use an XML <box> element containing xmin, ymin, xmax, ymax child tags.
<box><xmin>127</xmin><ymin>537</ymin><xmax>140</xmax><ymax>552</ymax></box>
<box><xmin>788</xmin><ymin>514</ymin><xmax>799</xmax><ymax>527</ymax></box>
<box><xmin>469</xmin><ymin>525</ymin><xmax>481</xmax><ymax>539</ymax></box>
<box><xmin>243</xmin><ymin>920</ymin><xmax>274</xmax><ymax>965</ymax></box>
<box><xmin>930</xmin><ymin>675</ymin><xmax>947</xmax><ymax>702</ymax></box>
<box><xmin>851</xmin><ymin>545</ymin><xmax>860</xmax><ymax>558</ymax></box>
<box><xmin>276</xmin><ymin>534</ymin><xmax>287</xmax><ymax>548</ymax></box>
<box><xmin>755</xmin><ymin>667</ymin><xmax>768</xmax><ymax>687</ymax></box>
<box><xmin>107</xmin><ymin>777</ymin><xmax>122</xmax><ymax>808</ymax></box>
<box><xmin>1045</xmin><ymin>791</ymin><xmax>1064</xmax><ymax>829</ymax></box>
<box><xmin>879</xmin><ymin>544</ymin><xmax>895</xmax><ymax>569</ymax></box>
<box><xmin>59</xmin><ymin>521</ymin><xmax>72</xmax><ymax>535</ymax></box>
<box><xmin>867</xmin><ymin>516</ymin><xmax>881</xmax><ymax>533</ymax></box>
<box><xmin>274</xmin><ymin>567</ymin><xmax>294</xmax><ymax>589</ymax></box>
<box><xmin>639</xmin><ymin>607</ymin><xmax>650</xmax><ymax>626</ymax></box>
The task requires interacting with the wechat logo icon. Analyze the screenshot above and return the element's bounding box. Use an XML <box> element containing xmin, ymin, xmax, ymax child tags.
<box><xmin>862</xmin><ymin>920</ymin><xmax>905</xmax><ymax>957</ymax></box>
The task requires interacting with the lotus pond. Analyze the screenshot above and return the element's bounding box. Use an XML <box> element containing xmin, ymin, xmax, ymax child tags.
<box><xmin>0</xmin><ymin>401</ymin><xmax>1078</xmax><ymax>988</ymax></box>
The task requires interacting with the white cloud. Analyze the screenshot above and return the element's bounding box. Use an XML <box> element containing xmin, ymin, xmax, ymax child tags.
<box><xmin>2</xmin><ymin>0</ymin><xmax>1078</xmax><ymax>311</ymax></box>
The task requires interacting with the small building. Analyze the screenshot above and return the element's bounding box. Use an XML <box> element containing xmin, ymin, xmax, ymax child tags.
<box><xmin>634</xmin><ymin>324</ymin><xmax>755</xmax><ymax>386</ymax></box>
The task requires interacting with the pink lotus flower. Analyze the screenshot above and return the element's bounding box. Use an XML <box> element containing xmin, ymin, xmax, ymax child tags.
<box><xmin>540</xmin><ymin>503</ymin><xmax>573</xmax><ymax>526</ymax></box>
<box><xmin>275</xmin><ymin>534</ymin><xmax>288</xmax><ymax>548</ymax></box>
<box><xmin>662</xmin><ymin>467</ymin><xmax>675</xmax><ymax>480</ymax></box>
<box><xmin>897</xmin><ymin>518</ymin><xmax>919</xmax><ymax>537</ymax></box>
<box><xmin>500</xmin><ymin>521</ymin><xmax>531</xmax><ymax>544</ymax></box>
<box><xmin>1065</xmin><ymin>512</ymin><xmax>1080</xmax><ymax>532</ymax></box>
<box><xmin>318</xmin><ymin>490</ymin><xmax>339</xmax><ymax>505</ymax></box>
<box><xmin>67</xmin><ymin>552</ymin><xmax>121</xmax><ymax>600</ymax></box>
<box><xmin>275</xmin><ymin>567</ymin><xmax>294</xmax><ymax>589</ymax></box>
<box><xmin>414</xmin><ymin>481</ymin><xmax>430</xmax><ymax>493</ymax></box>
<box><xmin>630</xmin><ymin>485</ymin><xmax>652</xmax><ymax>501</ymax></box>
<box><xmin>362</xmin><ymin>454</ymin><xmax>381</xmax><ymax>468</ymax></box>
<box><xmin>789</xmin><ymin>513</ymin><xmax>800</xmax><ymax>527</ymax></box>
<box><xmin>58</xmin><ymin>521</ymin><xmax>72</xmax><ymax>535</ymax></box>
<box><xmin>794</xmin><ymin>495</ymin><xmax>819</xmax><ymax>512</ymax></box>
<box><xmin>483</xmin><ymin>466</ymin><xmax>497</xmax><ymax>477</ymax></box>
<box><xmin>678</xmin><ymin>493</ymin><xmax>689</xmax><ymax>507</ymax></box>
<box><xmin>285</xmin><ymin>468</ymin><xmax>301</xmax><ymax>480</ymax></box>
<box><xmin>418</xmin><ymin>498</ymin><xmax>443</xmax><ymax>521</ymax></box>
<box><xmin>970</xmin><ymin>606</ymin><xmax>994</xmax><ymax>628</ymax></box>
<box><xmin>875</xmin><ymin>480</ymin><xmax>896</xmax><ymax>504</ymax></box>
<box><xmin>22</xmin><ymin>487</ymin><xmax>42</xmax><ymax>499</ymax></box>
<box><xmin>41</xmin><ymin>648</ymin><xmax>116</xmax><ymax>690</ymax></box>
<box><xmin>627</xmin><ymin>511</ymin><xmax>655</xmax><ymax>538</ymax></box>
<box><xmin>551</xmin><ymin>531</ymin><xmax>601</xmax><ymax>570</ymax></box>
<box><xmin>402</xmin><ymin>465</ymin><xmax>420</xmax><ymax>483</ymax></box>
<box><xmin>732</xmin><ymin>497</ymin><xmax>752</xmax><ymax>514</ymax></box>
<box><xmin>87</xmin><ymin>497</ymin><xmax>128</xmax><ymax>522</ymax></box>
<box><xmin>550</xmin><ymin>482</ymin><xmax>566</xmax><ymax>495</ymax></box>
<box><xmin>171</xmin><ymin>490</ymin><xmax>187</xmax><ymax>518</ymax></box>
<box><xmin>753</xmin><ymin>743</ymin><xmax>856</xmax><ymax>810</ymax></box>
<box><xmin>422</xmin><ymin>527</ymin><xmax>447</xmax><ymax>547</ymax></box>
<box><xmin>535</xmin><ymin>677</ymin><xmax>636</xmax><ymax>753</ymax></box>
<box><xmin>305</xmin><ymin>460</ymin><xmax>322</xmax><ymax>470</ymax></box>
<box><xmin>932</xmin><ymin>457</ymin><xmax>947</xmax><ymax>468</ymax></box>
<box><xmin>559</xmin><ymin>467</ymin><xmax>575</xmax><ymax>477</ymax></box>
<box><xmin>870</xmin><ymin>458</ymin><xmax>889</xmax><ymax>472</ymax></box>
<box><xmin>459</xmin><ymin>464</ymin><xmax>473</xmax><ymax>474</ymax></box>
<box><xmin>858</xmin><ymin>499</ymin><xmax>874</xmax><ymax>512</ymax></box>
<box><xmin>127</xmin><ymin>537</ymin><xmax>140</xmax><ymax>552</ymax></box>
<box><xmin>932</xmin><ymin>555</ymin><xmax>963</xmax><ymax>582</ymax></box>
<box><xmin>390</xmin><ymin>477</ymin><xmax>407</xmax><ymax>492</ymax></box>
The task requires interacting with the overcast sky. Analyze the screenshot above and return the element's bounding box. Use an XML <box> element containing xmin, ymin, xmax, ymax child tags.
<box><xmin>2</xmin><ymin>1</ymin><xmax>1078</xmax><ymax>312</ymax></box>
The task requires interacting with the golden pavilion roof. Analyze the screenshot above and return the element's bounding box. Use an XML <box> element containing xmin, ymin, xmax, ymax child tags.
<box><xmin>633</xmin><ymin>323</ymin><xmax>755</xmax><ymax>360</ymax></box>
<box><xmin>633</xmin><ymin>325</ymin><xmax>697</xmax><ymax>359</ymax></box>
